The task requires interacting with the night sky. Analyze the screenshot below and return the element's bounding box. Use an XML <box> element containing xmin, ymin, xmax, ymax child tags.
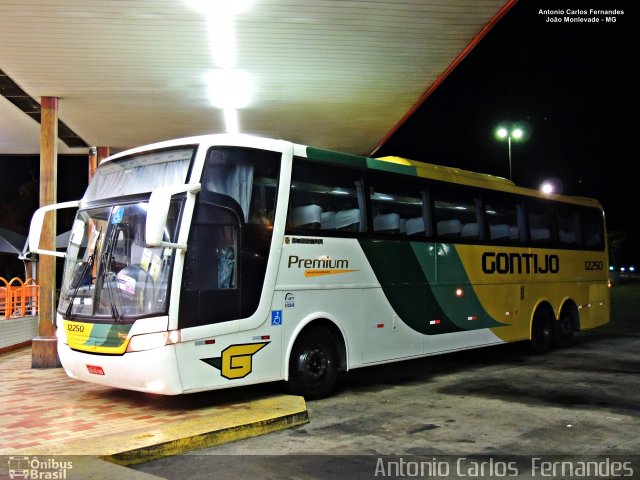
<box><xmin>377</xmin><ymin>0</ymin><xmax>637</xmax><ymax>263</ymax></box>
<box><xmin>0</xmin><ymin>0</ymin><xmax>637</xmax><ymax>266</ymax></box>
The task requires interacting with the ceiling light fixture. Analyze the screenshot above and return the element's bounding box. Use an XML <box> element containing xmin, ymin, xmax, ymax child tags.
<box><xmin>205</xmin><ymin>69</ymin><xmax>254</xmax><ymax>109</ymax></box>
<box><xmin>184</xmin><ymin>0</ymin><xmax>255</xmax><ymax>134</ymax></box>
<box><xmin>184</xmin><ymin>0</ymin><xmax>254</xmax><ymax>16</ymax></box>
<box><xmin>224</xmin><ymin>108</ymin><xmax>239</xmax><ymax>134</ymax></box>
<box><xmin>207</xmin><ymin>16</ymin><xmax>237</xmax><ymax>69</ymax></box>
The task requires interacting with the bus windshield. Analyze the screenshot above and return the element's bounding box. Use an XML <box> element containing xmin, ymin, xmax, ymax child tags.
<box><xmin>84</xmin><ymin>147</ymin><xmax>194</xmax><ymax>202</ymax></box>
<box><xmin>59</xmin><ymin>200</ymin><xmax>182</xmax><ymax>321</ymax></box>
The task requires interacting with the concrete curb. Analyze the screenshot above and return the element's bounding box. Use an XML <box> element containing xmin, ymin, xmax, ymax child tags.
<box><xmin>30</xmin><ymin>395</ymin><xmax>309</xmax><ymax>466</ymax></box>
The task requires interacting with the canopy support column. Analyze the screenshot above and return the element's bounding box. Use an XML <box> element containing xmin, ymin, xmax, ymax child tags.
<box><xmin>88</xmin><ymin>146</ymin><xmax>97</xmax><ymax>182</ymax></box>
<box><xmin>88</xmin><ymin>146</ymin><xmax>111</xmax><ymax>182</ymax></box>
<box><xmin>32</xmin><ymin>96</ymin><xmax>61</xmax><ymax>368</ymax></box>
<box><xmin>97</xmin><ymin>146</ymin><xmax>110</xmax><ymax>164</ymax></box>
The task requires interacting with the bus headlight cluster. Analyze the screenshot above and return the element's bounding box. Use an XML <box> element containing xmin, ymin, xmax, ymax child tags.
<box><xmin>126</xmin><ymin>331</ymin><xmax>182</xmax><ymax>353</ymax></box>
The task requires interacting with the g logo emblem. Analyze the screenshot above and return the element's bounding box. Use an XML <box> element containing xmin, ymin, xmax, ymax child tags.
<box><xmin>201</xmin><ymin>342</ymin><xmax>268</xmax><ymax>380</ymax></box>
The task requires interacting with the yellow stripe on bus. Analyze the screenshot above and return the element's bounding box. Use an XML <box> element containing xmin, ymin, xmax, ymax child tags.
<box><xmin>304</xmin><ymin>269</ymin><xmax>359</xmax><ymax>277</ymax></box>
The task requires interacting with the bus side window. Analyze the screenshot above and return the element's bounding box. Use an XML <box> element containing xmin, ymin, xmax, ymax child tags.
<box><xmin>288</xmin><ymin>158</ymin><xmax>365</xmax><ymax>232</ymax></box>
<box><xmin>581</xmin><ymin>207</ymin><xmax>605</xmax><ymax>250</ymax></box>
<box><xmin>217</xmin><ymin>245</ymin><xmax>236</xmax><ymax>288</ymax></box>
<box><xmin>516</xmin><ymin>204</ymin><xmax>527</xmax><ymax>242</ymax></box>
<box><xmin>527</xmin><ymin>200</ymin><xmax>555</xmax><ymax>245</ymax></box>
<box><xmin>203</xmin><ymin>148</ymin><xmax>280</xmax><ymax>226</ymax></box>
<box><xmin>180</xmin><ymin>200</ymin><xmax>242</xmax><ymax>327</ymax></box>
<box><xmin>368</xmin><ymin>172</ymin><xmax>425</xmax><ymax>237</ymax></box>
<box><xmin>484</xmin><ymin>193</ymin><xmax>524</xmax><ymax>243</ymax></box>
<box><xmin>432</xmin><ymin>185</ymin><xmax>484</xmax><ymax>241</ymax></box>
<box><xmin>185</xmin><ymin>203</ymin><xmax>239</xmax><ymax>292</ymax></box>
<box><xmin>556</xmin><ymin>207</ymin><xmax>581</xmax><ymax>246</ymax></box>
<box><xmin>290</xmin><ymin>204</ymin><xmax>322</xmax><ymax>229</ymax></box>
<box><xmin>249</xmin><ymin>180</ymin><xmax>277</xmax><ymax>226</ymax></box>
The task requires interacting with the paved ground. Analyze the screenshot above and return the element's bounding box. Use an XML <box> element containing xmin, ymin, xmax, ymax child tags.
<box><xmin>0</xmin><ymin>346</ymin><xmax>307</xmax><ymax>480</ymax></box>
<box><xmin>1</xmin><ymin>285</ymin><xmax>638</xmax><ymax>479</ymax></box>
<box><xmin>135</xmin><ymin>285</ymin><xmax>640</xmax><ymax>479</ymax></box>
<box><xmin>0</xmin><ymin>347</ymin><xmax>306</xmax><ymax>461</ymax></box>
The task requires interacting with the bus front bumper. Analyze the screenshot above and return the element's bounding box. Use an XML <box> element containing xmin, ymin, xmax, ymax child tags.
<box><xmin>57</xmin><ymin>341</ymin><xmax>184</xmax><ymax>395</ymax></box>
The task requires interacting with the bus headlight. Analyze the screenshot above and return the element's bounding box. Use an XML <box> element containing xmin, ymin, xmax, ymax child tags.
<box><xmin>126</xmin><ymin>331</ymin><xmax>181</xmax><ymax>352</ymax></box>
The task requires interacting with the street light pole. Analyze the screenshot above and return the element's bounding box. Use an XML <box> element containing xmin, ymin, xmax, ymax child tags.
<box><xmin>496</xmin><ymin>125</ymin><xmax>525</xmax><ymax>181</ymax></box>
<box><xmin>507</xmin><ymin>134</ymin><xmax>512</xmax><ymax>181</ymax></box>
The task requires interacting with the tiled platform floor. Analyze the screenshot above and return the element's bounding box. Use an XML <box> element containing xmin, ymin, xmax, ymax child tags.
<box><xmin>0</xmin><ymin>347</ymin><xmax>307</xmax><ymax>462</ymax></box>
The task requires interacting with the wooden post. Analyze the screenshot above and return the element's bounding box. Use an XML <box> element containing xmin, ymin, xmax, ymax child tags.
<box><xmin>97</xmin><ymin>146</ymin><xmax>111</xmax><ymax>165</ymax></box>
<box><xmin>88</xmin><ymin>146</ymin><xmax>109</xmax><ymax>182</ymax></box>
<box><xmin>32</xmin><ymin>96</ymin><xmax>61</xmax><ymax>368</ymax></box>
<box><xmin>88</xmin><ymin>146</ymin><xmax>97</xmax><ymax>182</ymax></box>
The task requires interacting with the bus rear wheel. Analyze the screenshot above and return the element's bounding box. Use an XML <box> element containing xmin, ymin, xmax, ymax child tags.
<box><xmin>527</xmin><ymin>308</ymin><xmax>554</xmax><ymax>354</ymax></box>
<box><xmin>288</xmin><ymin>326</ymin><xmax>338</xmax><ymax>400</ymax></box>
<box><xmin>553</xmin><ymin>307</ymin><xmax>576</xmax><ymax>348</ymax></box>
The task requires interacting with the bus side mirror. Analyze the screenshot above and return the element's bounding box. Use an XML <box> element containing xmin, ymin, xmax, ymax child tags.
<box><xmin>146</xmin><ymin>183</ymin><xmax>200</xmax><ymax>249</ymax></box>
<box><xmin>29</xmin><ymin>200</ymin><xmax>81</xmax><ymax>258</ymax></box>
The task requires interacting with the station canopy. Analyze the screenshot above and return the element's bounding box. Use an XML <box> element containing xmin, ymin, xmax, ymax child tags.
<box><xmin>0</xmin><ymin>0</ymin><xmax>512</xmax><ymax>156</ymax></box>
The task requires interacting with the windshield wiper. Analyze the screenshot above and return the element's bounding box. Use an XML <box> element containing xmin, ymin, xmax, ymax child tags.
<box><xmin>101</xmin><ymin>226</ymin><xmax>123</xmax><ymax>322</ymax></box>
<box><xmin>64</xmin><ymin>253</ymin><xmax>95</xmax><ymax>320</ymax></box>
<box><xmin>103</xmin><ymin>271</ymin><xmax>122</xmax><ymax>322</ymax></box>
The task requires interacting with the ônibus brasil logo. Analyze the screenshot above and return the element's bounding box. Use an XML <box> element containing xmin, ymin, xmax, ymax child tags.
<box><xmin>8</xmin><ymin>456</ymin><xmax>73</xmax><ymax>479</ymax></box>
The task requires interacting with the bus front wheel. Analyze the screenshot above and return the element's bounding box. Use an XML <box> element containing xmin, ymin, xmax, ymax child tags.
<box><xmin>527</xmin><ymin>308</ymin><xmax>554</xmax><ymax>354</ymax></box>
<box><xmin>288</xmin><ymin>326</ymin><xmax>338</xmax><ymax>400</ymax></box>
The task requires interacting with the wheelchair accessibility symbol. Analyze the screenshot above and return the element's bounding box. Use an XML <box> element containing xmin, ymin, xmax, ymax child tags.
<box><xmin>111</xmin><ymin>206</ymin><xmax>124</xmax><ymax>224</ymax></box>
<box><xmin>271</xmin><ymin>310</ymin><xmax>283</xmax><ymax>326</ymax></box>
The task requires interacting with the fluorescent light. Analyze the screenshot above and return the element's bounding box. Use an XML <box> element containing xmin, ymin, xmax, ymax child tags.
<box><xmin>205</xmin><ymin>69</ymin><xmax>254</xmax><ymax>109</ymax></box>
<box><xmin>224</xmin><ymin>108</ymin><xmax>239</xmax><ymax>133</ymax></box>
<box><xmin>208</xmin><ymin>16</ymin><xmax>236</xmax><ymax>68</ymax></box>
<box><xmin>185</xmin><ymin>0</ymin><xmax>255</xmax><ymax>134</ymax></box>
<box><xmin>184</xmin><ymin>0</ymin><xmax>254</xmax><ymax>16</ymax></box>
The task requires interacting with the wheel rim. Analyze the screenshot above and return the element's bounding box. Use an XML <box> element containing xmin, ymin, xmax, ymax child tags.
<box><xmin>538</xmin><ymin>321</ymin><xmax>552</xmax><ymax>343</ymax></box>
<box><xmin>558</xmin><ymin>315</ymin><xmax>573</xmax><ymax>336</ymax></box>
<box><xmin>298</xmin><ymin>347</ymin><xmax>328</xmax><ymax>383</ymax></box>
<box><xmin>543</xmin><ymin>322</ymin><xmax>552</xmax><ymax>339</ymax></box>
<box><xmin>532</xmin><ymin>314</ymin><xmax>553</xmax><ymax>352</ymax></box>
<box><xmin>289</xmin><ymin>327</ymin><xmax>339</xmax><ymax>398</ymax></box>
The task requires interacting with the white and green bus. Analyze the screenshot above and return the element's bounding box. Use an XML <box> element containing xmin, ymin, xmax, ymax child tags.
<box><xmin>29</xmin><ymin>134</ymin><xmax>610</xmax><ymax>398</ymax></box>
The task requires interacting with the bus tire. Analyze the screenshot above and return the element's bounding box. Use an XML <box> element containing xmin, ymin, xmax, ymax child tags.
<box><xmin>553</xmin><ymin>306</ymin><xmax>576</xmax><ymax>348</ymax></box>
<box><xmin>527</xmin><ymin>308</ymin><xmax>554</xmax><ymax>354</ymax></box>
<box><xmin>288</xmin><ymin>326</ymin><xmax>338</xmax><ymax>400</ymax></box>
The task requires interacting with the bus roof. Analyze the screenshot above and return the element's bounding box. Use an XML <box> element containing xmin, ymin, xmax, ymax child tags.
<box><xmin>306</xmin><ymin>146</ymin><xmax>515</xmax><ymax>187</ymax></box>
<box><xmin>306</xmin><ymin>146</ymin><xmax>602</xmax><ymax>209</ymax></box>
<box><xmin>99</xmin><ymin>134</ymin><xmax>602</xmax><ymax>210</ymax></box>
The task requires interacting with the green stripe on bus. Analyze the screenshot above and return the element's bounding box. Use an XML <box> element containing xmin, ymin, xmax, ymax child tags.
<box><xmin>411</xmin><ymin>243</ymin><xmax>505</xmax><ymax>330</ymax></box>
<box><xmin>87</xmin><ymin>323</ymin><xmax>131</xmax><ymax>348</ymax></box>
<box><xmin>358</xmin><ymin>240</ymin><xmax>462</xmax><ymax>335</ymax></box>
<box><xmin>359</xmin><ymin>239</ymin><xmax>505</xmax><ymax>335</ymax></box>
<box><xmin>306</xmin><ymin>147</ymin><xmax>367</xmax><ymax>168</ymax></box>
<box><xmin>366</xmin><ymin>158</ymin><xmax>418</xmax><ymax>176</ymax></box>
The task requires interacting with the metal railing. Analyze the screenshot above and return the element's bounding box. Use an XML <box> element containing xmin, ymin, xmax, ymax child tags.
<box><xmin>0</xmin><ymin>277</ymin><xmax>39</xmax><ymax>318</ymax></box>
